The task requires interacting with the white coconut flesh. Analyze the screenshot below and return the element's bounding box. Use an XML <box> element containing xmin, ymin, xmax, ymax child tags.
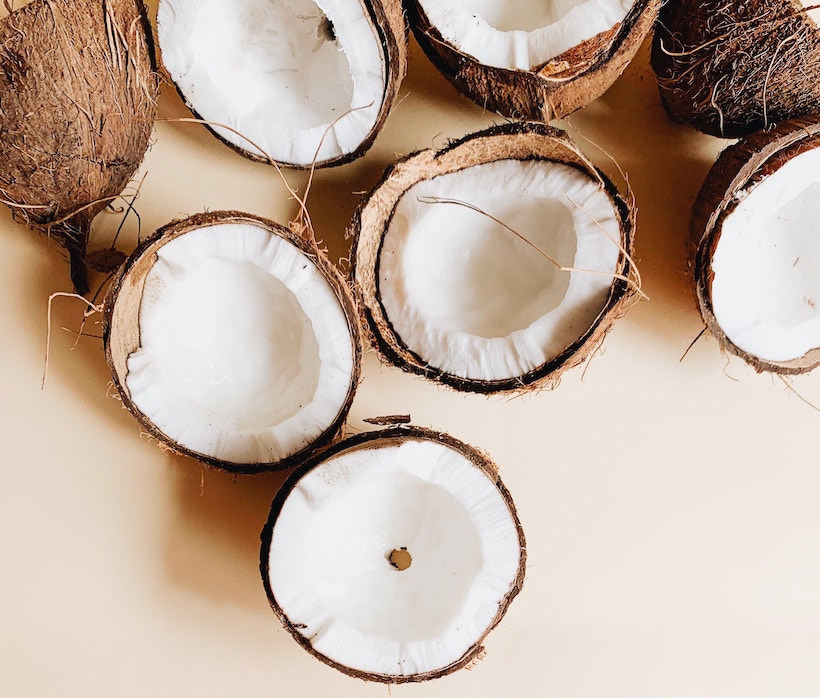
<box><xmin>377</xmin><ymin>159</ymin><xmax>621</xmax><ymax>382</ymax></box>
<box><xmin>124</xmin><ymin>223</ymin><xmax>355</xmax><ymax>465</ymax></box>
<box><xmin>710</xmin><ymin>147</ymin><xmax>820</xmax><ymax>364</ymax></box>
<box><xmin>416</xmin><ymin>0</ymin><xmax>633</xmax><ymax>70</ymax></box>
<box><xmin>157</xmin><ymin>0</ymin><xmax>386</xmax><ymax>165</ymax></box>
<box><xmin>266</xmin><ymin>438</ymin><xmax>522</xmax><ymax>677</ymax></box>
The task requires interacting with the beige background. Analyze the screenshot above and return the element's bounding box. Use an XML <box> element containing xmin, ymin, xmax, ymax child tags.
<box><xmin>3</xmin><ymin>3</ymin><xmax>820</xmax><ymax>696</ymax></box>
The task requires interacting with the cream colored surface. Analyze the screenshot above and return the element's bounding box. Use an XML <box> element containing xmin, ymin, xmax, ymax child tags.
<box><xmin>3</xmin><ymin>1</ymin><xmax>820</xmax><ymax>695</ymax></box>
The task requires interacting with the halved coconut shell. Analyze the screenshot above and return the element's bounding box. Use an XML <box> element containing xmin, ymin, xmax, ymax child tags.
<box><xmin>692</xmin><ymin>116</ymin><xmax>820</xmax><ymax>372</ymax></box>
<box><xmin>157</xmin><ymin>0</ymin><xmax>407</xmax><ymax>169</ymax></box>
<box><xmin>351</xmin><ymin>122</ymin><xmax>637</xmax><ymax>393</ymax></box>
<box><xmin>652</xmin><ymin>0</ymin><xmax>820</xmax><ymax>138</ymax></box>
<box><xmin>408</xmin><ymin>0</ymin><xmax>660</xmax><ymax>121</ymax></box>
<box><xmin>260</xmin><ymin>425</ymin><xmax>526</xmax><ymax>682</ymax></box>
<box><xmin>103</xmin><ymin>211</ymin><xmax>362</xmax><ymax>473</ymax></box>
<box><xmin>0</xmin><ymin>0</ymin><xmax>158</xmax><ymax>294</ymax></box>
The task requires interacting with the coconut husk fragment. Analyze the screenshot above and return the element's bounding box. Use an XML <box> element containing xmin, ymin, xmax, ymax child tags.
<box><xmin>0</xmin><ymin>0</ymin><xmax>158</xmax><ymax>294</ymax></box>
<box><xmin>652</xmin><ymin>0</ymin><xmax>820</xmax><ymax>138</ymax></box>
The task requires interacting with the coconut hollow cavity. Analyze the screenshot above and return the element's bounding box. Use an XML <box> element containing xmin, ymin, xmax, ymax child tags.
<box><xmin>351</xmin><ymin>122</ymin><xmax>637</xmax><ymax>393</ymax></box>
<box><xmin>157</xmin><ymin>0</ymin><xmax>406</xmax><ymax>168</ymax></box>
<box><xmin>693</xmin><ymin>117</ymin><xmax>820</xmax><ymax>373</ymax></box>
<box><xmin>103</xmin><ymin>211</ymin><xmax>361</xmax><ymax>472</ymax></box>
<box><xmin>652</xmin><ymin>0</ymin><xmax>820</xmax><ymax>138</ymax></box>
<box><xmin>261</xmin><ymin>425</ymin><xmax>526</xmax><ymax>683</ymax></box>
<box><xmin>0</xmin><ymin>0</ymin><xmax>158</xmax><ymax>294</ymax></box>
<box><xmin>407</xmin><ymin>0</ymin><xmax>659</xmax><ymax>121</ymax></box>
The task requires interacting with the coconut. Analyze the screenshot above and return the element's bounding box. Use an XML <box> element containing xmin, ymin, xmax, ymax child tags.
<box><xmin>0</xmin><ymin>0</ymin><xmax>158</xmax><ymax>294</ymax></box>
<box><xmin>260</xmin><ymin>425</ymin><xmax>526</xmax><ymax>682</ymax></box>
<box><xmin>103</xmin><ymin>211</ymin><xmax>361</xmax><ymax>473</ymax></box>
<box><xmin>157</xmin><ymin>0</ymin><xmax>407</xmax><ymax>169</ymax></box>
<box><xmin>351</xmin><ymin>122</ymin><xmax>637</xmax><ymax>393</ymax></box>
<box><xmin>651</xmin><ymin>0</ymin><xmax>820</xmax><ymax>138</ymax></box>
<box><xmin>692</xmin><ymin>116</ymin><xmax>820</xmax><ymax>372</ymax></box>
<box><xmin>407</xmin><ymin>0</ymin><xmax>660</xmax><ymax>122</ymax></box>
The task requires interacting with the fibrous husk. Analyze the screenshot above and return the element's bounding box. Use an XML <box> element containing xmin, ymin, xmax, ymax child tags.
<box><xmin>103</xmin><ymin>210</ymin><xmax>362</xmax><ymax>473</ymax></box>
<box><xmin>260</xmin><ymin>424</ymin><xmax>526</xmax><ymax>683</ymax></box>
<box><xmin>651</xmin><ymin>0</ymin><xmax>820</xmax><ymax>138</ymax></box>
<box><xmin>407</xmin><ymin>0</ymin><xmax>660</xmax><ymax>122</ymax></box>
<box><xmin>0</xmin><ymin>0</ymin><xmax>158</xmax><ymax>294</ymax></box>
<box><xmin>693</xmin><ymin>116</ymin><xmax>820</xmax><ymax>372</ymax></box>
<box><xmin>157</xmin><ymin>0</ymin><xmax>407</xmax><ymax>169</ymax></box>
<box><xmin>350</xmin><ymin>121</ymin><xmax>638</xmax><ymax>394</ymax></box>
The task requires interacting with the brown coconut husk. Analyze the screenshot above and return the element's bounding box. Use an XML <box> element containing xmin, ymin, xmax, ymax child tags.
<box><xmin>102</xmin><ymin>210</ymin><xmax>363</xmax><ymax>473</ymax></box>
<box><xmin>159</xmin><ymin>0</ymin><xmax>407</xmax><ymax>169</ymax></box>
<box><xmin>692</xmin><ymin>116</ymin><xmax>820</xmax><ymax>372</ymax></box>
<box><xmin>652</xmin><ymin>0</ymin><xmax>820</xmax><ymax>138</ymax></box>
<box><xmin>407</xmin><ymin>0</ymin><xmax>660</xmax><ymax>122</ymax></box>
<box><xmin>0</xmin><ymin>0</ymin><xmax>158</xmax><ymax>294</ymax></box>
<box><xmin>260</xmin><ymin>424</ymin><xmax>527</xmax><ymax>683</ymax></box>
<box><xmin>350</xmin><ymin>121</ymin><xmax>638</xmax><ymax>394</ymax></box>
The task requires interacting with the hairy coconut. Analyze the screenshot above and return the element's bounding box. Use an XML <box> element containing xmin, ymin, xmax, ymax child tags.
<box><xmin>407</xmin><ymin>0</ymin><xmax>660</xmax><ymax>122</ymax></box>
<box><xmin>692</xmin><ymin>116</ymin><xmax>820</xmax><ymax>372</ymax></box>
<box><xmin>0</xmin><ymin>0</ymin><xmax>158</xmax><ymax>294</ymax></box>
<box><xmin>261</xmin><ymin>425</ymin><xmax>526</xmax><ymax>682</ymax></box>
<box><xmin>651</xmin><ymin>0</ymin><xmax>820</xmax><ymax>138</ymax></box>
<box><xmin>351</xmin><ymin>121</ymin><xmax>638</xmax><ymax>393</ymax></box>
<box><xmin>157</xmin><ymin>0</ymin><xmax>407</xmax><ymax>169</ymax></box>
<box><xmin>103</xmin><ymin>211</ymin><xmax>362</xmax><ymax>473</ymax></box>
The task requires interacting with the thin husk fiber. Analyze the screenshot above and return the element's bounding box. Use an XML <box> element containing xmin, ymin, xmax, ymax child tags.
<box><xmin>692</xmin><ymin>116</ymin><xmax>820</xmax><ymax>373</ymax></box>
<box><xmin>0</xmin><ymin>0</ymin><xmax>158</xmax><ymax>294</ymax></box>
<box><xmin>407</xmin><ymin>0</ymin><xmax>660</xmax><ymax>122</ymax></box>
<box><xmin>102</xmin><ymin>210</ymin><xmax>363</xmax><ymax>474</ymax></box>
<box><xmin>350</xmin><ymin>121</ymin><xmax>638</xmax><ymax>394</ymax></box>
<box><xmin>652</xmin><ymin>0</ymin><xmax>820</xmax><ymax>138</ymax></box>
<box><xmin>260</xmin><ymin>424</ymin><xmax>527</xmax><ymax>683</ymax></box>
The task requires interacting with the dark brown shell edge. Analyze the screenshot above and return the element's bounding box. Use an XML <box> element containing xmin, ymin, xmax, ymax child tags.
<box><xmin>259</xmin><ymin>424</ymin><xmax>527</xmax><ymax>683</ymax></box>
<box><xmin>0</xmin><ymin>0</ymin><xmax>159</xmax><ymax>294</ymax></box>
<box><xmin>651</xmin><ymin>0</ymin><xmax>820</xmax><ymax>138</ymax></box>
<box><xmin>692</xmin><ymin>116</ymin><xmax>820</xmax><ymax>373</ymax></box>
<box><xmin>157</xmin><ymin>0</ymin><xmax>407</xmax><ymax>169</ymax></box>
<box><xmin>102</xmin><ymin>210</ymin><xmax>363</xmax><ymax>474</ymax></box>
<box><xmin>349</xmin><ymin>121</ymin><xmax>637</xmax><ymax>394</ymax></box>
<box><xmin>407</xmin><ymin>0</ymin><xmax>660</xmax><ymax>122</ymax></box>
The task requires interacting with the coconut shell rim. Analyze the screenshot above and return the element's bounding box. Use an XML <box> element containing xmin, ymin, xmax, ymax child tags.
<box><xmin>102</xmin><ymin>209</ymin><xmax>363</xmax><ymax>474</ymax></box>
<box><xmin>259</xmin><ymin>424</ymin><xmax>527</xmax><ymax>684</ymax></box>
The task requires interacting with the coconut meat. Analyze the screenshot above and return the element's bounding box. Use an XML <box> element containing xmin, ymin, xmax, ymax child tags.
<box><xmin>377</xmin><ymin>159</ymin><xmax>621</xmax><ymax>382</ymax></box>
<box><xmin>710</xmin><ymin>147</ymin><xmax>820</xmax><ymax>363</ymax></box>
<box><xmin>267</xmin><ymin>438</ymin><xmax>521</xmax><ymax>677</ymax></box>
<box><xmin>158</xmin><ymin>0</ymin><xmax>385</xmax><ymax>165</ymax></box>
<box><xmin>416</xmin><ymin>0</ymin><xmax>633</xmax><ymax>70</ymax></box>
<box><xmin>125</xmin><ymin>223</ymin><xmax>355</xmax><ymax>465</ymax></box>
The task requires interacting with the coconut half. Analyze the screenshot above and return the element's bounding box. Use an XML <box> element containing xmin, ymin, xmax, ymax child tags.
<box><xmin>652</xmin><ymin>0</ymin><xmax>820</xmax><ymax>138</ymax></box>
<box><xmin>408</xmin><ymin>0</ymin><xmax>660</xmax><ymax>121</ymax></box>
<box><xmin>261</xmin><ymin>425</ymin><xmax>526</xmax><ymax>682</ymax></box>
<box><xmin>351</xmin><ymin>122</ymin><xmax>636</xmax><ymax>393</ymax></box>
<box><xmin>692</xmin><ymin>117</ymin><xmax>820</xmax><ymax>372</ymax></box>
<box><xmin>157</xmin><ymin>0</ymin><xmax>406</xmax><ymax>168</ymax></box>
<box><xmin>0</xmin><ymin>0</ymin><xmax>158</xmax><ymax>294</ymax></box>
<box><xmin>103</xmin><ymin>211</ymin><xmax>361</xmax><ymax>472</ymax></box>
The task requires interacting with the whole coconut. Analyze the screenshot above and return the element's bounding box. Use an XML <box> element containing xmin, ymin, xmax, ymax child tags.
<box><xmin>0</xmin><ymin>0</ymin><xmax>158</xmax><ymax>294</ymax></box>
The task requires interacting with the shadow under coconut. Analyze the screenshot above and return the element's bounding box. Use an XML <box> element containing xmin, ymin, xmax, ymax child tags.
<box><xmin>163</xmin><ymin>453</ymin><xmax>291</xmax><ymax>610</ymax></box>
